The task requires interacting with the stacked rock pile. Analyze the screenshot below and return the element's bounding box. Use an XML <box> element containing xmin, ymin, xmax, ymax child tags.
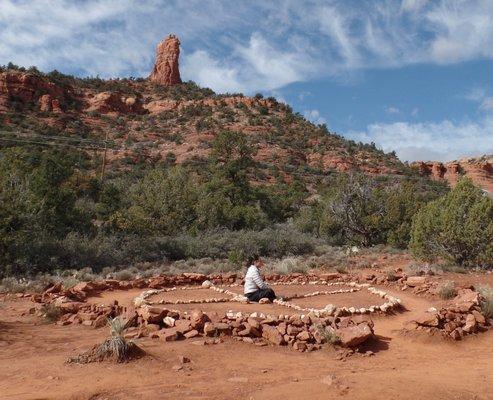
<box><xmin>128</xmin><ymin>306</ymin><xmax>375</xmax><ymax>351</ymax></box>
<box><xmin>406</xmin><ymin>289</ymin><xmax>490</xmax><ymax>340</ymax></box>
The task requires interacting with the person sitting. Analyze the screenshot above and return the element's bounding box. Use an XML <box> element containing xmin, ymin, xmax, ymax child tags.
<box><xmin>244</xmin><ymin>255</ymin><xmax>276</xmax><ymax>303</ymax></box>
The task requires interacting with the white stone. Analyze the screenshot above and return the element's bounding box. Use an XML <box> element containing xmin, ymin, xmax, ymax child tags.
<box><xmin>201</xmin><ymin>280</ymin><xmax>213</xmax><ymax>288</ymax></box>
<box><xmin>133</xmin><ymin>297</ymin><xmax>145</xmax><ymax>307</ymax></box>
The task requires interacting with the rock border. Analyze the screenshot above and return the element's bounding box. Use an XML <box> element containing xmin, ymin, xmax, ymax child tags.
<box><xmin>134</xmin><ymin>280</ymin><xmax>402</xmax><ymax>318</ymax></box>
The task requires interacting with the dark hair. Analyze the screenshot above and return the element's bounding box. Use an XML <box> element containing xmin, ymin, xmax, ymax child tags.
<box><xmin>245</xmin><ymin>254</ymin><xmax>260</xmax><ymax>268</ymax></box>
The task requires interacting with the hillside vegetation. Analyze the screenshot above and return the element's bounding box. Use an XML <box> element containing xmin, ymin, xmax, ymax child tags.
<box><xmin>2</xmin><ymin>64</ymin><xmax>491</xmax><ymax>277</ymax></box>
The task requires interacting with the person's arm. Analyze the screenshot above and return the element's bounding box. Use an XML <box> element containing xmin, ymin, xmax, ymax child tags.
<box><xmin>251</xmin><ymin>267</ymin><xmax>269</xmax><ymax>290</ymax></box>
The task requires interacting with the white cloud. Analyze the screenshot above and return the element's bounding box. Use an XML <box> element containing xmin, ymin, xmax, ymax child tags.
<box><xmin>385</xmin><ymin>106</ymin><xmax>401</xmax><ymax>115</ymax></box>
<box><xmin>465</xmin><ymin>87</ymin><xmax>493</xmax><ymax>113</ymax></box>
<box><xmin>480</xmin><ymin>98</ymin><xmax>493</xmax><ymax>112</ymax></box>
<box><xmin>233</xmin><ymin>33</ymin><xmax>319</xmax><ymax>91</ymax></box>
<box><xmin>347</xmin><ymin>117</ymin><xmax>493</xmax><ymax>162</ymax></box>
<box><xmin>465</xmin><ymin>87</ymin><xmax>486</xmax><ymax>102</ymax></box>
<box><xmin>303</xmin><ymin>109</ymin><xmax>327</xmax><ymax>125</ymax></box>
<box><xmin>182</xmin><ymin>50</ymin><xmax>244</xmax><ymax>93</ymax></box>
<box><xmin>427</xmin><ymin>1</ymin><xmax>493</xmax><ymax>64</ymax></box>
<box><xmin>401</xmin><ymin>0</ymin><xmax>429</xmax><ymax>13</ymax></box>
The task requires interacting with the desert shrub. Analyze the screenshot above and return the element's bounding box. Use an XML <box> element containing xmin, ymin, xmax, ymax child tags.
<box><xmin>315</xmin><ymin>324</ymin><xmax>340</xmax><ymax>345</ymax></box>
<box><xmin>386</xmin><ymin>270</ymin><xmax>398</xmax><ymax>282</ymax></box>
<box><xmin>437</xmin><ymin>281</ymin><xmax>457</xmax><ymax>300</ymax></box>
<box><xmin>41</xmin><ymin>304</ymin><xmax>62</xmax><ymax>322</ymax></box>
<box><xmin>0</xmin><ymin>277</ymin><xmax>31</xmax><ymax>293</ymax></box>
<box><xmin>404</xmin><ymin>263</ymin><xmax>432</xmax><ymax>276</ymax></box>
<box><xmin>410</xmin><ymin>178</ymin><xmax>493</xmax><ymax>268</ymax></box>
<box><xmin>1</xmin><ymin>225</ymin><xmax>319</xmax><ymax>277</ymax></box>
<box><xmin>296</xmin><ymin>174</ymin><xmax>439</xmax><ymax>248</ymax></box>
<box><xmin>227</xmin><ymin>249</ymin><xmax>245</xmax><ymax>266</ymax></box>
<box><xmin>173</xmin><ymin>224</ymin><xmax>319</xmax><ymax>260</ymax></box>
<box><xmin>0</xmin><ymin>147</ymin><xmax>91</xmax><ymax>273</ymax></box>
<box><xmin>476</xmin><ymin>285</ymin><xmax>493</xmax><ymax>318</ymax></box>
<box><xmin>113</xmin><ymin>269</ymin><xmax>135</xmax><ymax>281</ymax></box>
<box><xmin>270</xmin><ymin>257</ymin><xmax>309</xmax><ymax>275</ymax></box>
<box><xmin>335</xmin><ymin>265</ymin><xmax>348</xmax><ymax>274</ymax></box>
<box><xmin>111</xmin><ymin>166</ymin><xmax>198</xmax><ymax>235</ymax></box>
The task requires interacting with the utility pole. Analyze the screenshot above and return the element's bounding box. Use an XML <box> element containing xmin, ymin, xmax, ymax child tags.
<box><xmin>100</xmin><ymin>130</ymin><xmax>109</xmax><ymax>182</ymax></box>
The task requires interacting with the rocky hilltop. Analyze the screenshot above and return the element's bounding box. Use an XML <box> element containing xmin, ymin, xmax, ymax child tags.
<box><xmin>412</xmin><ymin>156</ymin><xmax>493</xmax><ymax>194</ymax></box>
<box><xmin>0</xmin><ymin>35</ymin><xmax>418</xmax><ymax>185</ymax></box>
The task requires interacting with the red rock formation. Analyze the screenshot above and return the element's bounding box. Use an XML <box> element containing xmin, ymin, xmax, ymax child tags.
<box><xmin>0</xmin><ymin>71</ymin><xmax>65</xmax><ymax>112</ymax></box>
<box><xmin>85</xmin><ymin>91</ymin><xmax>146</xmax><ymax>114</ymax></box>
<box><xmin>431</xmin><ymin>162</ymin><xmax>446</xmax><ymax>178</ymax></box>
<box><xmin>38</xmin><ymin>94</ymin><xmax>62</xmax><ymax>113</ymax></box>
<box><xmin>412</xmin><ymin>156</ymin><xmax>493</xmax><ymax>194</ymax></box>
<box><xmin>149</xmin><ymin>34</ymin><xmax>182</xmax><ymax>86</ymax></box>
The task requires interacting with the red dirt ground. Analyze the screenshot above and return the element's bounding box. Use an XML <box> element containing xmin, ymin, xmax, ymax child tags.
<box><xmin>1</xmin><ymin>274</ymin><xmax>493</xmax><ymax>400</ymax></box>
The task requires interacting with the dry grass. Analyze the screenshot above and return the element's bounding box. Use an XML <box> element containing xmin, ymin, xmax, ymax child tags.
<box><xmin>269</xmin><ymin>257</ymin><xmax>309</xmax><ymax>275</ymax></box>
<box><xmin>386</xmin><ymin>270</ymin><xmax>398</xmax><ymax>282</ymax></box>
<box><xmin>41</xmin><ymin>304</ymin><xmax>62</xmax><ymax>322</ymax></box>
<box><xmin>315</xmin><ymin>324</ymin><xmax>340</xmax><ymax>346</ymax></box>
<box><xmin>438</xmin><ymin>281</ymin><xmax>457</xmax><ymax>300</ymax></box>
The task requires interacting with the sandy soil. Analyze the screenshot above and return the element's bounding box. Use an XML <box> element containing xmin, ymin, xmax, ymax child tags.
<box><xmin>1</xmin><ymin>277</ymin><xmax>493</xmax><ymax>400</ymax></box>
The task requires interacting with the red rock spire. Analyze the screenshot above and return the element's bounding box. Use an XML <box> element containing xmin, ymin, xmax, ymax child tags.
<box><xmin>149</xmin><ymin>34</ymin><xmax>182</xmax><ymax>86</ymax></box>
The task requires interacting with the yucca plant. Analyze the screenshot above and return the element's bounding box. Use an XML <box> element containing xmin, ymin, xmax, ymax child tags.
<box><xmin>68</xmin><ymin>316</ymin><xmax>144</xmax><ymax>364</ymax></box>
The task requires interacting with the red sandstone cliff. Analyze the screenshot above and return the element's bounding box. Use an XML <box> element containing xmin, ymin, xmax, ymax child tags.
<box><xmin>148</xmin><ymin>34</ymin><xmax>182</xmax><ymax>86</ymax></box>
<box><xmin>412</xmin><ymin>156</ymin><xmax>493</xmax><ymax>194</ymax></box>
<box><xmin>0</xmin><ymin>71</ymin><xmax>67</xmax><ymax>113</ymax></box>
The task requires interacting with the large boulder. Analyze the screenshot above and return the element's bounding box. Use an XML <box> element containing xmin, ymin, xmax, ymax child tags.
<box><xmin>138</xmin><ymin>305</ymin><xmax>168</xmax><ymax>324</ymax></box>
<box><xmin>85</xmin><ymin>91</ymin><xmax>146</xmax><ymax>114</ymax></box>
<box><xmin>405</xmin><ymin>276</ymin><xmax>427</xmax><ymax>287</ymax></box>
<box><xmin>336</xmin><ymin>323</ymin><xmax>373</xmax><ymax>347</ymax></box>
<box><xmin>262</xmin><ymin>325</ymin><xmax>285</xmax><ymax>345</ymax></box>
<box><xmin>413</xmin><ymin>311</ymin><xmax>440</xmax><ymax>327</ymax></box>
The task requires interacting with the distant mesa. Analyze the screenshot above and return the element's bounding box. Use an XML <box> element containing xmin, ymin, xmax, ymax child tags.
<box><xmin>149</xmin><ymin>34</ymin><xmax>182</xmax><ymax>86</ymax></box>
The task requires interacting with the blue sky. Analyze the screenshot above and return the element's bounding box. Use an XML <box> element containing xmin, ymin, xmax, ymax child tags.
<box><xmin>1</xmin><ymin>0</ymin><xmax>492</xmax><ymax>161</ymax></box>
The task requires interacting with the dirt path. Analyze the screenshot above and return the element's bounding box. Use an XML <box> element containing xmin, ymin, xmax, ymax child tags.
<box><xmin>1</xmin><ymin>287</ymin><xmax>492</xmax><ymax>400</ymax></box>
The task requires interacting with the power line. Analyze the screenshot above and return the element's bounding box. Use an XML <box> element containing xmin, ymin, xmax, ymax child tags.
<box><xmin>0</xmin><ymin>131</ymin><xmax>113</xmax><ymax>146</ymax></box>
<box><xmin>0</xmin><ymin>136</ymin><xmax>116</xmax><ymax>151</ymax></box>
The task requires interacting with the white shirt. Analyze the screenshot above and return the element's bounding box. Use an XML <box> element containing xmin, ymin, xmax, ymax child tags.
<box><xmin>244</xmin><ymin>265</ymin><xmax>269</xmax><ymax>294</ymax></box>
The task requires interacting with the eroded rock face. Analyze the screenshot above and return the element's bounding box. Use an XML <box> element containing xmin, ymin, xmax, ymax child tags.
<box><xmin>84</xmin><ymin>91</ymin><xmax>146</xmax><ymax>114</ymax></box>
<box><xmin>0</xmin><ymin>71</ymin><xmax>66</xmax><ymax>112</ymax></box>
<box><xmin>149</xmin><ymin>34</ymin><xmax>182</xmax><ymax>86</ymax></box>
<box><xmin>38</xmin><ymin>94</ymin><xmax>62</xmax><ymax>113</ymax></box>
<box><xmin>412</xmin><ymin>157</ymin><xmax>493</xmax><ymax>194</ymax></box>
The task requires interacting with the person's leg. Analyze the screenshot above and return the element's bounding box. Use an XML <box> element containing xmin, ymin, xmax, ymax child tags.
<box><xmin>247</xmin><ymin>288</ymin><xmax>277</xmax><ymax>302</ymax></box>
<box><xmin>266</xmin><ymin>288</ymin><xmax>276</xmax><ymax>301</ymax></box>
<box><xmin>246</xmin><ymin>290</ymin><xmax>263</xmax><ymax>302</ymax></box>
<box><xmin>258</xmin><ymin>288</ymin><xmax>276</xmax><ymax>301</ymax></box>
